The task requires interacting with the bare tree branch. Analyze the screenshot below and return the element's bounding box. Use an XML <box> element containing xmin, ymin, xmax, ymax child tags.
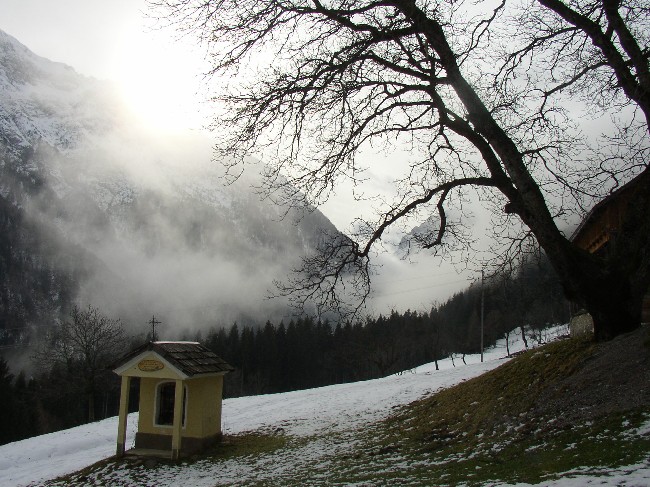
<box><xmin>153</xmin><ymin>0</ymin><xmax>650</xmax><ymax>340</ymax></box>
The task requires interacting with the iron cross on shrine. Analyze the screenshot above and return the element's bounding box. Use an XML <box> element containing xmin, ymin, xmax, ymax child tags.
<box><xmin>149</xmin><ymin>315</ymin><xmax>162</xmax><ymax>341</ymax></box>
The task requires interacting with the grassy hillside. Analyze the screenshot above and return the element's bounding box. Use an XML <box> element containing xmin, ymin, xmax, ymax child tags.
<box><xmin>361</xmin><ymin>334</ymin><xmax>650</xmax><ymax>485</ymax></box>
<box><xmin>45</xmin><ymin>327</ymin><xmax>650</xmax><ymax>486</ymax></box>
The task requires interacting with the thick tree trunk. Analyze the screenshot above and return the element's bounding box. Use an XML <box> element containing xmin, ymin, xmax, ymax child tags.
<box><xmin>586</xmin><ymin>171</ymin><xmax>650</xmax><ymax>340</ymax></box>
<box><xmin>550</xmin><ymin>245</ymin><xmax>645</xmax><ymax>341</ymax></box>
<box><xmin>589</xmin><ymin>293</ymin><xmax>641</xmax><ymax>341</ymax></box>
<box><xmin>401</xmin><ymin>1</ymin><xmax>648</xmax><ymax>342</ymax></box>
<box><xmin>581</xmin><ymin>272</ymin><xmax>643</xmax><ymax>341</ymax></box>
<box><xmin>518</xmin><ymin>226</ymin><xmax>645</xmax><ymax>342</ymax></box>
<box><xmin>532</xmin><ymin>170</ymin><xmax>650</xmax><ymax>342</ymax></box>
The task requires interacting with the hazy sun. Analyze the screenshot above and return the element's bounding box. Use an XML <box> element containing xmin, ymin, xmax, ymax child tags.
<box><xmin>114</xmin><ymin>25</ymin><xmax>210</xmax><ymax>132</ymax></box>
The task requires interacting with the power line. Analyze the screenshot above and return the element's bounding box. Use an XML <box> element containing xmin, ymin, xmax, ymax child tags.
<box><xmin>0</xmin><ymin>343</ymin><xmax>32</xmax><ymax>351</ymax></box>
<box><xmin>374</xmin><ymin>277</ymin><xmax>473</xmax><ymax>298</ymax></box>
<box><xmin>1</xmin><ymin>323</ymin><xmax>55</xmax><ymax>333</ymax></box>
<box><xmin>386</xmin><ymin>269</ymin><xmax>467</xmax><ymax>284</ymax></box>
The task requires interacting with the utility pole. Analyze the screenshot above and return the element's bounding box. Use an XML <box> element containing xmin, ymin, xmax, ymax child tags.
<box><xmin>149</xmin><ymin>315</ymin><xmax>162</xmax><ymax>342</ymax></box>
<box><xmin>481</xmin><ymin>269</ymin><xmax>485</xmax><ymax>362</ymax></box>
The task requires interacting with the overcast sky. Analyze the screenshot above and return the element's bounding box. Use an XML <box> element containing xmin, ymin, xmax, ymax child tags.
<box><xmin>0</xmin><ymin>0</ymin><xmax>211</xmax><ymax>131</ymax></box>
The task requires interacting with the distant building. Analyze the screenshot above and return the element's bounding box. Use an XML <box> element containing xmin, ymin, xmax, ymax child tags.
<box><xmin>112</xmin><ymin>341</ymin><xmax>233</xmax><ymax>459</ymax></box>
<box><xmin>570</xmin><ymin>173</ymin><xmax>650</xmax><ymax>335</ymax></box>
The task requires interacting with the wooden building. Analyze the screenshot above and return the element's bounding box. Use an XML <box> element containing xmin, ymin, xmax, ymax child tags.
<box><xmin>570</xmin><ymin>173</ymin><xmax>650</xmax><ymax>326</ymax></box>
<box><xmin>571</xmin><ymin>174</ymin><xmax>643</xmax><ymax>254</ymax></box>
<box><xmin>112</xmin><ymin>341</ymin><xmax>233</xmax><ymax>459</ymax></box>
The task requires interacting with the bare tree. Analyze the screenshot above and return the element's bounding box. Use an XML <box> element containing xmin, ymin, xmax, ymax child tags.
<box><xmin>151</xmin><ymin>0</ymin><xmax>649</xmax><ymax>340</ymax></box>
<box><xmin>34</xmin><ymin>305</ymin><xmax>126</xmax><ymax>422</ymax></box>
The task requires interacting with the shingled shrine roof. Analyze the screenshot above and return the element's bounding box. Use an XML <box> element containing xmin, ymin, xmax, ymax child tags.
<box><xmin>113</xmin><ymin>341</ymin><xmax>234</xmax><ymax>377</ymax></box>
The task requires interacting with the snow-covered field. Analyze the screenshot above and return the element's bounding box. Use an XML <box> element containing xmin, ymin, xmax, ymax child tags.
<box><xmin>2</xmin><ymin>325</ymin><xmax>649</xmax><ymax>486</ymax></box>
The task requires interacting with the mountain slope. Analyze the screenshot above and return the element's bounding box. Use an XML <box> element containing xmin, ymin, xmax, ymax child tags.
<box><xmin>2</xmin><ymin>325</ymin><xmax>649</xmax><ymax>487</ymax></box>
<box><xmin>0</xmin><ymin>29</ymin><xmax>338</xmax><ymax>345</ymax></box>
<box><xmin>0</xmin><ymin>328</ymin><xmax>549</xmax><ymax>486</ymax></box>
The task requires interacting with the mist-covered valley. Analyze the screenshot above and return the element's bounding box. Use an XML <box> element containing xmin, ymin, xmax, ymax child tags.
<box><xmin>0</xmin><ymin>28</ymin><xmax>339</xmax><ymax>350</ymax></box>
<box><xmin>0</xmin><ymin>24</ymin><xmax>572</xmax><ymax>449</ymax></box>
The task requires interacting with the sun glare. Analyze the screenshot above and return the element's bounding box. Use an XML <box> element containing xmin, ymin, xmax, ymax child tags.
<box><xmin>114</xmin><ymin>26</ymin><xmax>209</xmax><ymax>132</ymax></box>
